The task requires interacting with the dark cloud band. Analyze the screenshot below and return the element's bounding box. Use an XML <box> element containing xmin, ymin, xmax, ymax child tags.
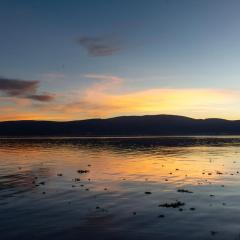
<box><xmin>0</xmin><ymin>77</ymin><xmax>38</xmax><ymax>96</ymax></box>
<box><xmin>27</xmin><ymin>94</ymin><xmax>55</xmax><ymax>102</ymax></box>
<box><xmin>0</xmin><ymin>77</ymin><xmax>54</xmax><ymax>102</ymax></box>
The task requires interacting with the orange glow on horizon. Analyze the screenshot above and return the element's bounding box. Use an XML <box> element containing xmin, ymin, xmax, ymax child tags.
<box><xmin>1</xmin><ymin>81</ymin><xmax>240</xmax><ymax>121</ymax></box>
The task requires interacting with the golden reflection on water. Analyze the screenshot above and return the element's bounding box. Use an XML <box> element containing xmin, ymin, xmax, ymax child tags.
<box><xmin>0</xmin><ymin>139</ymin><xmax>239</xmax><ymax>188</ymax></box>
<box><xmin>2</xmin><ymin>138</ymin><xmax>240</xmax><ymax>240</ymax></box>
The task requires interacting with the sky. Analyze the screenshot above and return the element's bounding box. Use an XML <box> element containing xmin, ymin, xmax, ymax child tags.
<box><xmin>1</xmin><ymin>0</ymin><xmax>240</xmax><ymax>121</ymax></box>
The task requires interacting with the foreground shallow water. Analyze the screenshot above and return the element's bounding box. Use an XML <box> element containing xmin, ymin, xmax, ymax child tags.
<box><xmin>1</xmin><ymin>137</ymin><xmax>240</xmax><ymax>239</ymax></box>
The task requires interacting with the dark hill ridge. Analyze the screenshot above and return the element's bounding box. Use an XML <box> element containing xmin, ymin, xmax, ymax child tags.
<box><xmin>1</xmin><ymin>114</ymin><xmax>240</xmax><ymax>136</ymax></box>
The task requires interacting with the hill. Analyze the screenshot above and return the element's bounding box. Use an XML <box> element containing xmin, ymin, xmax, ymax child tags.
<box><xmin>0</xmin><ymin>114</ymin><xmax>240</xmax><ymax>136</ymax></box>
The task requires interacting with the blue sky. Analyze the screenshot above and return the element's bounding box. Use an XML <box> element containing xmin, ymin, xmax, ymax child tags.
<box><xmin>1</xmin><ymin>0</ymin><xmax>240</xmax><ymax>120</ymax></box>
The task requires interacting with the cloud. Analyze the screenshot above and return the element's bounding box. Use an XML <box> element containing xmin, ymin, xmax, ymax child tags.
<box><xmin>83</xmin><ymin>74</ymin><xmax>123</xmax><ymax>91</ymax></box>
<box><xmin>77</xmin><ymin>36</ymin><xmax>120</xmax><ymax>56</ymax></box>
<box><xmin>26</xmin><ymin>94</ymin><xmax>55</xmax><ymax>102</ymax></box>
<box><xmin>84</xmin><ymin>74</ymin><xmax>122</xmax><ymax>83</ymax></box>
<box><xmin>41</xmin><ymin>72</ymin><xmax>66</xmax><ymax>80</ymax></box>
<box><xmin>0</xmin><ymin>77</ymin><xmax>38</xmax><ymax>96</ymax></box>
<box><xmin>0</xmin><ymin>76</ymin><xmax>55</xmax><ymax>102</ymax></box>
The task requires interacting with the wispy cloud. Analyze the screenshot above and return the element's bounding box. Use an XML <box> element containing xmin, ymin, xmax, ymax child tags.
<box><xmin>41</xmin><ymin>72</ymin><xmax>66</xmax><ymax>81</ymax></box>
<box><xmin>77</xmin><ymin>36</ymin><xmax>120</xmax><ymax>56</ymax></box>
<box><xmin>83</xmin><ymin>74</ymin><xmax>123</xmax><ymax>91</ymax></box>
<box><xmin>84</xmin><ymin>74</ymin><xmax>122</xmax><ymax>83</ymax></box>
<box><xmin>0</xmin><ymin>76</ymin><xmax>55</xmax><ymax>102</ymax></box>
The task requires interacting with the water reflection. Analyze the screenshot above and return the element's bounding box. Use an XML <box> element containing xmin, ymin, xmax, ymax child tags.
<box><xmin>1</xmin><ymin>137</ymin><xmax>240</xmax><ymax>239</ymax></box>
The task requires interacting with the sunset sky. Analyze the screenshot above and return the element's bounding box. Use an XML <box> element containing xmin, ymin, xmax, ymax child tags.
<box><xmin>1</xmin><ymin>0</ymin><xmax>240</xmax><ymax>121</ymax></box>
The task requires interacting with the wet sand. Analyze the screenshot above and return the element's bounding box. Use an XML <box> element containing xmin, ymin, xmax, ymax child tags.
<box><xmin>1</xmin><ymin>137</ymin><xmax>240</xmax><ymax>239</ymax></box>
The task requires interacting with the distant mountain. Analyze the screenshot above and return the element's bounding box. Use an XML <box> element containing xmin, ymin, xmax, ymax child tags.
<box><xmin>1</xmin><ymin>114</ymin><xmax>240</xmax><ymax>136</ymax></box>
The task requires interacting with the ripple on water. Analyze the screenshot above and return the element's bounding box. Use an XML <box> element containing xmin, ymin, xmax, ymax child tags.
<box><xmin>1</xmin><ymin>137</ymin><xmax>240</xmax><ymax>239</ymax></box>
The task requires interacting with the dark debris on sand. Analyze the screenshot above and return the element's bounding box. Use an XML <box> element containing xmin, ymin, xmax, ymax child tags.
<box><xmin>210</xmin><ymin>231</ymin><xmax>218</xmax><ymax>236</ymax></box>
<box><xmin>177</xmin><ymin>189</ymin><xmax>193</xmax><ymax>193</ymax></box>
<box><xmin>145</xmin><ymin>191</ymin><xmax>152</xmax><ymax>194</ymax></box>
<box><xmin>77</xmin><ymin>170</ymin><xmax>90</xmax><ymax>174</ymax></box>
<box><xmin>159</xmin><ymin>201</ymin><xmax>185</xmax><ymax>208</ymax></box>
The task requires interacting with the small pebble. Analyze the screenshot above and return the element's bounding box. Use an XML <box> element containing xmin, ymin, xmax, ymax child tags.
<box><xmin>145</xmin><ymin>191</ymin><xmax>152</xmax><ymax>195</ymax></box>
<box><xmin>210</xmin><ymin>231</ymin><xmax>218</xmax><ymax>236</ymax></box>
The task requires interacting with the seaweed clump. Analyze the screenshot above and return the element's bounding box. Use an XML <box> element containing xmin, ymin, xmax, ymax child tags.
<box><xmin>159</xmin><ymin>201</ymin><xmax>185</xmax><ymax>208</ymax></box>
<box><xmin>177</xmin><ymin>189</ymin><xmax>193</xmax><ymax>193</ymax></box>
<box><xmin>77</xmin><ymin>170</ymin><xmax>89</xmax><ymax>174</ymax></box>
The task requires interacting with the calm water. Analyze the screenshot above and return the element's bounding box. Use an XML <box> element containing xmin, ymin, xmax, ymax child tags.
<box><xmin>1</xmin><ymin>137</ymin><xmax>240</xmax><ymax>239</ymax></box>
